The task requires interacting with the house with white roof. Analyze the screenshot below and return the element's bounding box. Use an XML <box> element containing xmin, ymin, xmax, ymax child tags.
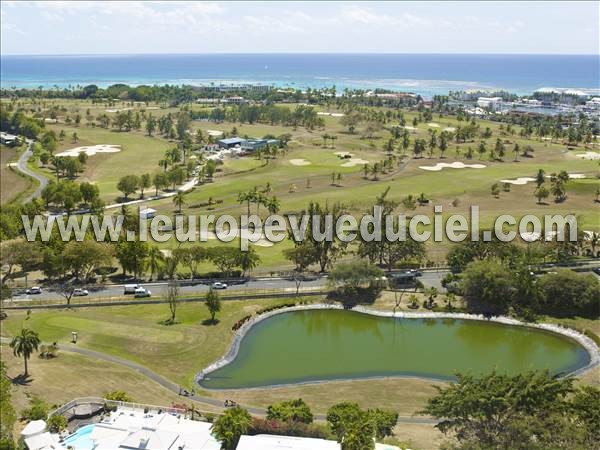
<box><xmin>237</xmin><ymin>434</ymin><xmax>403</xmax><ymax>450</ymax></box>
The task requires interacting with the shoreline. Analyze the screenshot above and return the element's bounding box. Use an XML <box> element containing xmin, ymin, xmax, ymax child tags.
<box><xmin>195</xmin><ymin>303</ymin><xmax>600</xmax><ymax>390</ymax></box>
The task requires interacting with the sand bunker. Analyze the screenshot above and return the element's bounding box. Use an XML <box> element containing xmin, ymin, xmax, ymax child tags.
<box><xmin>44</xmin><ymin>118</ymin><xmax>57</xmax><ymax>124</ymax></box>
<box><xmin>402</xmin><ymin>126</ymin><xmax>417</xmax><ymax>131</ymax></box>
<box><xmin>55</xmin><ymin>145</ymin><xmax>121</xmax><ymax>157</ymax></box>
<box><xmin>199</xmin><ymin>228</ymin><xmax>275</xmax><ymax>247</ymax></box>
<box><xmin>419</xmin><ymin>162</ymin><xmax>486</xmax><ymax>171</ymax></box>
<box><xmin>317</xmin><ymin>112</ymin><xmax>345</xmax><ymax>117</ymax></box>
<box><xmin>105</xmin><ymin>108</ymin><xmax>132</xmax><ymax>113</ymax></box>
<box><xmin>289</xmin><ymin>159</ymin><xmax>311</xmax><ymax>166</ymax></box>
<box><xmin>500</xmin><ymin>173</ymin><xmax>586</xmax><ymax>185</ymax></box>
<box><xmin>500</xmin><ymin>177</ymin><xmax>536</xmax><ymax>185</ymax></box>
<box><xmin>427</xmin><ymin>123</ymin><xmax>440</xmax><ymax>128</ymax></box>
<box><xmin>341</xmin><ymin>158</ymin><xmax>369</xmax><ymax>167</ymax></box>
<box><xmin>444</xmin><ymin>127</ymin><xmax>456</xmax><ymax>132</ymax></box>
<box><xmin>207</xmin><ymin>130</ymin><xmax>224</xmax><ymax>137</ymax></box>
<box><xmin>575</xmin><ymin>151</ymin><xmax>600</xmax><ymax>160</ymax></box>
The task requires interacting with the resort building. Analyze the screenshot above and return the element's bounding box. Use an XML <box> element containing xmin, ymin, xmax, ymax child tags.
<box><xmin>476</xmin><ymin>97</ymin><xmax>503</xmax><ymax>110</ymax></box>
<box><xmin>237</xmin><ymin>435</ymin><xmax>402</xmax><ymax>450</ymax></box>
<box><xmin>218</xmin><ymin>137</ymin><xmax>280</xmax><ymax>151</ymax></box>
<box><xmin>37</xmin><ymin>406</ymin><xmax>221</xmax><ymax>450</ymax></box>
<box><xmin>217</xmin><ymin>137</ymin><xmax>245</xmax><ymax>149</ymax></box>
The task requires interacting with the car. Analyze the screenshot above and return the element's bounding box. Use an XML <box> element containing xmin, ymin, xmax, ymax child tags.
<box><xmin>593</xmin><ymin>267</ymin><xmax>600</xmax><ymax>276</ymax></box>
<box><xmin>134</xmin><ymin>288</ymin><xmax>151</xmax><ymax>298</ymax></box>
<box><xmin>25</xmin><ymin>287</ymin><xmax>42</xmax><ymax>295</ymax></box>
<box><xmin>124</xmin><ymin>284</ymin><xmax>140</xmax><ymax>294</ymax></box>
<box><xmin>73</xmin><ymin>288</ymin><xmax>89</xmax><ymax>296</ymax></box>
<box><xmin>409</xmin><ymin>269</ymin><xmax>423</xmax><ymax>277</ymax></box>
<box><xmin>212</xmin><ymin>282</ymin><xmax>228</xmax><ymax>289</ymax></box>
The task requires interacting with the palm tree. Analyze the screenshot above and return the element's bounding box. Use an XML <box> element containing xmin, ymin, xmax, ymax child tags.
<box><xmin>172</xmin><ymin>191</ymin><xmax>186</xmax><ymax>214</ymax></box>
<box><xmin>237</xmin><ymin>191</ymin><xmax>254</xmax><ymax>216</ymax></box>
<box><xmin>10</xmin><ymin>328</ymin><xmax>41</xmax><ymax>376</ymax></box>
<box><xmin>266</xmin><ymin>196</ymin><xmax>280</xmax><ymax>215</ymax></box>
<box><xmin>147</xmin><ymin>246</ymin><xmax>164</xmax><ymax>281</ymax></box>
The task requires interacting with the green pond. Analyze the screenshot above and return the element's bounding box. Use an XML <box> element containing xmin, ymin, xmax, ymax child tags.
<box><xmin>199</xmin><ymin>310</ymin><xmax>590</xmax><ymax>389</ymax></box>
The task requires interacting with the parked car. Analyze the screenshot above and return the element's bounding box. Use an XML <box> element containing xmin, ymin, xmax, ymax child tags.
<box><xmin>134</xmin><ymin>287</ymin><xmax>151</xmax><ymax>298</ymax></box>
<box><xmin>212</xmin><ymin>282</ymin><xmax>228</xmax><ymax>290</ymax></box>
<box><xmin>73</xmin><ymin>288</ymin><xmax>89</xmax><ymax>296</ymax></box>
<box><xmin>593</xmin><ymin>267</ymin><xmax>600</xmax><ymax>276</ymax></box>
<box><xmin>124</xmin><ymin>284</ymin><xmax>140</xmax><ymax>294</ymax></box>
<box><xmin>25</xmin><ymin>287</ymin><xmax>42</xmax><ymax>295</ymax></box>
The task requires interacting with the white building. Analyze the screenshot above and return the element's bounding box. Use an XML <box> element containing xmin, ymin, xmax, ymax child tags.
<box><xmin>237</xmin><ymin>434</ymin><xmax>402</xmax><ymax>450</ymax></box>
<box><xmin>585</xmin><ymin>97</ymin><xmax>600</xmax><ymax>110</ymax></box>
<box><xmin>476</xmin><ymin>97</ymin><xmax>503</xmax><ymax>110</ymax></box>
<box><xmin>51</xmin><ymin>407</ymin><xmax>221</xmax><ymax>450</ymax></box>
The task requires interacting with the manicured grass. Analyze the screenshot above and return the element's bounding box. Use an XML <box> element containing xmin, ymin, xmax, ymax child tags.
<box><xmin>6</xmin><ymin>98</ymin><xmax>600</xmax><ymax>270</ymax></box>
<box><xmin>0</xmin><ymin>144</ymin><xmax>33</xmax><ymax>204</ymax></box>
<box><xmin>0</xmin><ymin>298</ymin><xmax>299</xmax><ymax>387</ymax></box>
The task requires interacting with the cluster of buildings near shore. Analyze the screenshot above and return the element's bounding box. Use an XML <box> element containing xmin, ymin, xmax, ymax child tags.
<box><xmin>450</xmin><ymin>88</ymin><xmax>600</xmax><ymax>117</ymax></box>
<box><xmin>22</xmin><ymin>403</ymin><xmax>402</xmax><ymax>450</ymax></box>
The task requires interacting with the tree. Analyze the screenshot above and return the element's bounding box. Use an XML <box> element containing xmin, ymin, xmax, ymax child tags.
<box><xmin>117</xmin><ymin>174</ymin><xmax>140</xmax><ymax>199</ymax></box>
<box><xmin>0</xmin><ymin>362</ymin><xmax>17</xmax><ymax>448</ymax></box>
<box><xmin>9</xmin><ymin>328</ymin><xmax>41</xmax><ymax>377</ymax></box>
<box><xmin>421</xmin><ymin>370</ymin><xmax>596</xmax><ymax>449</ymax></box>
<box><xmin>208</xmin><ymin>247</ymin><xmax>241</xmax><ymax>277</ymax></box>
<box><xmin>537</xmin><ymin>269</ymin><xmax>599</xmax><ymax>316</ymax></box>
<box><xmin>146</xmin><ymin>246</ymin><xmax>164</xmax><ymax>281</ymax></box>
<box><xmin>266</xmin><ymin>399</ymin><xmax>313</xmax><ymax>424</ymax></box>
<box><xmin>326</xmin><ymin>402</ymin><xmax>375</xmax><ymax>450</ymax></box>
<box><xmin>145</xmin><ymin>115</ymin><xmax>156</xmax><ymax>136</ymax></box>
<box><xmin>115</xmin><ymin>239</ymin><xmax>148</xmax><ymax>277</ymax></box>
<box><xmin>165</xmin><ymin>281</ymin><xmax>180</xmax><ymax>325</ymax></box>
<box><xmin>328</xmin><ymin>260</ymin><xmax>383</xmax><ymax>293</ymax></box>
<box><xmin>237</xmin><ymin>247</ymin><xmax>260</xmax><ymax>276</ymax></box>
<box><xmin>490</xmin><ymin>183</ymin><xmax>500</xmax><ymax>197</ymax></box>
<box><xmin>461</xmin><ymin>259</ymin><xmax>514</xmax><ymax>316</ymax></box>
<box><xmin>139</xmin><ymin>173</ymin><xmax>151</xmax><ymax>199</ymax></box>
<box><xmin>211</xmin><ymin>406</ymin><xmax>252</xmax><ymax>450</ymax></box>
<box><xmin>172</xmin><ymin>191</ymin><xmax>187</xmax><ymax>214</ymax></box>
<box><xmin>534</xmin><ymin>186</ymin><xmax>549</xmax><ymax>204</ymax></box>
<box><xmin>204</xmin><ymin>287</ymin><xmax>221</xmax><ymax>324</ymax></box>
<box><xmin>62</xmin><ymin>240</ymin><xmax>113</xmax><ymax>282</ymax></box>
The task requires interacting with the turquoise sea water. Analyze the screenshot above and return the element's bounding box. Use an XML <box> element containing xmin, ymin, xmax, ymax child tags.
<box><xmin>2</xmin><ymin>53</ymin><xmax>599</xmax><ymax>96</ymax></box>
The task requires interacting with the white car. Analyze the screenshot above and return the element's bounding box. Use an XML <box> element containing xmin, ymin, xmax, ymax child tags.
<box><xmin>73</xmin><ymin>288</ymin><xmax>89</xmax><ymax>296</ymax></box>
<box><xmin>26</xmin><ymin>287</ymin><xmax>42</xmax><ymax>295</ymax></box>
<box><xmin>134</xmin><ymin>287</ymin><xmax>151</xmax><ymax>298</ymax></box>
<box><xmin>211</xmin><ymin>282</ymin><xmax>228</xmax><ymax>290</ymax></box>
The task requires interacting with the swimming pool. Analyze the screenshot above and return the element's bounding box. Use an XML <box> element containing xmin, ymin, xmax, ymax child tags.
<box><xmin>62</xmin><ymin>424</ymin><xmax>95</xmax><ymax>450</ymax></box>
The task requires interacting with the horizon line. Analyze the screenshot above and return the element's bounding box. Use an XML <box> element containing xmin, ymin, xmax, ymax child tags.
<box><xmin>2</xmin><ymin>51</ymin><xmax>598</xmax><ymax>58</ymax></box>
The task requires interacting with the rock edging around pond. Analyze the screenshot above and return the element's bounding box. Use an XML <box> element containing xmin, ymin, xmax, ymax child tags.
<box><xmin>195</xmin><ymin>303</ymin><xmax>600</xmax><ymax>386</ymax></box>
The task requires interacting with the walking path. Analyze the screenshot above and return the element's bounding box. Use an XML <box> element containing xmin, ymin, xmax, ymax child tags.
<box><xmin>0</xmin><ymin>336</ymin><xmax>438</xmax><ymax>425</ymax></box>
<box><xmin>16</xmin><ymin>139</ymin><xmax>49</xmax><ymax>203</ymax></box>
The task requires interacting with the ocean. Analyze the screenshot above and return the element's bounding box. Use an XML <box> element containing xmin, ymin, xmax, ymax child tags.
<box><xmin>1</xmin><ymin>53</ymin><xmax>598</xmax><ymax>97</ymax></box>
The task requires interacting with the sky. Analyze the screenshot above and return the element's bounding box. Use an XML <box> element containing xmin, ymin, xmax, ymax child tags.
<box><xmin>1</xmin><ymin>1</ymin><xmax>598</xmax><ymax>55</ymax></box>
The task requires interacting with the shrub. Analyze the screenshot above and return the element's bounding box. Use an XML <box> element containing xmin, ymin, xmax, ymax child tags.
<box><xmin>21</xmin><ymin>397</ymin><xmax>48</xmax><ymax>421</ymax></box>
<box><xmin>249</xmin><ymin>418</ymin><xmax>328</xmax><ymax>438</ymax></box>
<box><xmin>103</xmin><ymin>391</ymin><xmax>133</xmax><ymax>402</ymax></box>
<box><xmin>47</xmin><ymin>415</ymin><xmax>67</xmax><ymax>433</ymax></box>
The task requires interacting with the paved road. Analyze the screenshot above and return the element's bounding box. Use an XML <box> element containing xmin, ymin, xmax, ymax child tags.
<box><xmin>13</xmin><ymin>270</ymin><xmax>449</xmax><ymax>302</ymax></box>
<box><xmin>16</xmin><ymin>139</ymin><xmax>49</xmax><ymax>203</ymax></box>
<box><xmin>0</xmin><ymin>336</ymin><xmax>439</xmax><ymax>425</ymax></box>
